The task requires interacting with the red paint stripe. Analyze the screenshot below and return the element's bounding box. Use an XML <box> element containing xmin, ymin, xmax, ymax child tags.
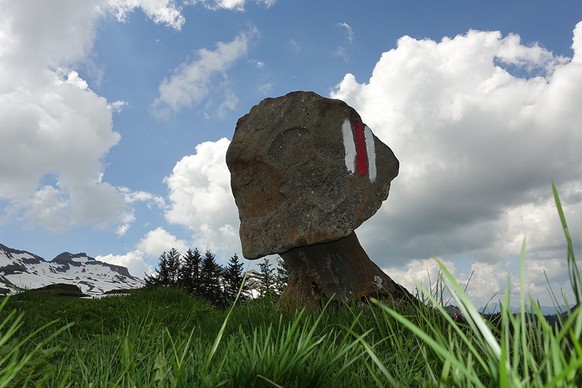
<box><xmin>353</xmin><ymin>119</ymin><xmax>368</xmax><ymax>176</ymax></box>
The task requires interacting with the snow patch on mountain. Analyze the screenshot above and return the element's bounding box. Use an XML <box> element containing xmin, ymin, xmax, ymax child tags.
<box><xmin>0</xmin><ymin>243</ymin><xmax>143</xmax><ymax>296</ymax></box>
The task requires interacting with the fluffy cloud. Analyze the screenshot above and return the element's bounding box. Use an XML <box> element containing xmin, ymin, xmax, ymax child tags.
<box><xmin>164</xmin><ymin>138</ymin><xmax>241</xmax><ymax>257</ymax></box>
<box><xmin>188</xmin><ymin>0</ymin><xmax>276</xmax><ymax>11</ymax></box>
<box><xmin>331</xmin><ymin>24</ymin><xmax>582</xmax><ymax>274</ymax></box>
<box><xmin>0</xmin><ymin>66</ymin><xmax>124</xmax><ymax>231</ymax></box>
<box><xmin>97</xmin><ymin>226</ymin><xmax>187</xmax><ymax>276</ymax></box>
<box><xmin>107</xmin><ymin>0</ymin><xmax>185</xmax><ymax>30</ymax></box>
<box><xmin>0</xmin><ymin>0</ymin><xmax>186</xmax><ymax>232</ymax></box>
<box><xmin>97</xmin><ymin>249</ymin><xmax>152</xmax><ymax>278</ymax></box>
<box><xmin>137</xmin><ymin>226</ymin><xmax>189</xmax><ymax>256</ymax></box>
<box><xmin>153</xmin><ymin>27</ymin><xmax>258</xmax><ymax>116</ymax></box>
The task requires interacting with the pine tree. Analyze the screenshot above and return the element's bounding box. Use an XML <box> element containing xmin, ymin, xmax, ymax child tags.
<box><xmin>145</xmin><ymin>249</ymin><xmax>179</xmax><ymax>287</ymax></box>
<box><xmin>200</xmin><ymin>250</ymin><xmax>224</xmax><ymax>307</ymax></box>
<box><xmin>258</xmin><ymin>258</ymin><xmax>275</xmax><ymax>299</ymax></box>
<box><xmin>274</xmin><ymin>257</ymin><xmax>289</xmax><ymax>295</ymax></box>
<box><xmin>165</xmin><ymin>248</ymin><xmax>181</xmax><ymax>286</ymax></box>
<box><xmin>144</xmin><ymin>254</ymin><xmax>166</xmax><ymax>287</ymax></box>
<box><xmin>223</xmin><ymin>253</ymin><xmax>246</xmax><ymax>303</ymax></box>
<box><xmin>179</xmin><ymin>248</ymin><xmax>202</xmax><ymax>295</ymax></box>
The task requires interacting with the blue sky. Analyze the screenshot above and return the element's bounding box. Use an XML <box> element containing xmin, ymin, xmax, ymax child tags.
<box><xmin>1</xmin><ymin>0</ymin><xmax>582</xmax><ymax>307</ymax></box>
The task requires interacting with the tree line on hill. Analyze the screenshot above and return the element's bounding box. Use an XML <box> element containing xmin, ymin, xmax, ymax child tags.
<box><xmin>144</xmin><ymin>248</ymin><xmax>288</xmax><ymax>308</ymax></box>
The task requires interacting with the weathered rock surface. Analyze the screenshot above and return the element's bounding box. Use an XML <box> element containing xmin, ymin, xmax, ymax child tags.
<box><xmin>278</xmin><ymin>232</ymin><xmax>413</xmax><ymax>308</ymax></box>
<box><xmin>226</xmin><ymin>91</ymin><xmax>399</xmax><ymax>259</ymax></box>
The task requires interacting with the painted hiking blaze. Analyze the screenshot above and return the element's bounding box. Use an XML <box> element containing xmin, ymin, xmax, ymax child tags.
<box><xmin>341</xmin><ymin>118</ymin><xmax>377</xmax><ymax>182</ymax></box>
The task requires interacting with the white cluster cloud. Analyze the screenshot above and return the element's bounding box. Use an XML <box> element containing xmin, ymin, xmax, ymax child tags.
<box><xmin>107</xmin><ymin>0</ymin><xmax>185</xmax><ymax>30</ymax></box>
<box><xmin>153</xmin><ymin>27</ymin><xmax>258</xmax><ymax>116</ymax></box>
<box><xmin>188</xmin><ymin>0</ymin><xmax>276</xmax><ymax>11</ymax></box>
<box><xmin>0</xmin><ymin>5</ymin><xmax>123</xmax><ymax>228</ymax></box>
<box><xmin>137</xmin><ymin>226</ymin><xmax>189</xmax><ymax>256</ymax></box>
<box><xmin>97</xmin><ymin>250</ymin><xmax>152</xmax><ymax>278</ymax></box>
<box><xmin>164</xmin><ymin>138</ymin><xmax>241</xmax><ymax>257</ymax></box>
<box><xmin>0</xmin><ymin>0</ymin><xmax>187</xmax><ymax>232</ymax></box>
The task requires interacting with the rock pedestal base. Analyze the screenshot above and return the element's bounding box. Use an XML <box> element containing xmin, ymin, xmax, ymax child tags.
<box><xmin>277</xmin><ymin>232</ymin><xmax>413</xmax><ymax>309</ymax></box>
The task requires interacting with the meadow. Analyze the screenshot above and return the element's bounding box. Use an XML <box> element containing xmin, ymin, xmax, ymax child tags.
<box><xmin>1</xmin><ymin>185</ymin><xmax>581</xmax><ymax>387</ymax></box>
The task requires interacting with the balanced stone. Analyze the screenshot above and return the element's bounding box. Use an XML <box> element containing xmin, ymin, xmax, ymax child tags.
<box><xmin>227</xmin><ymin>91</ymin><xmax>411</xmax><ymax>308</ymax></box>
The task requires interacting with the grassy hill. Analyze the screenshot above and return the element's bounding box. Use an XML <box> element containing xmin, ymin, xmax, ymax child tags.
<box><xmin>1</xmin><ymin>281</ymin><xmax>581</xmax><ymax>387</ymax></box>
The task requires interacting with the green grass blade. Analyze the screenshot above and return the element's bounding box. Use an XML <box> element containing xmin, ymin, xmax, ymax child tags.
<box><xmin>436</xmin><ymin>259</ymin><xmax>502</xmax><ymax>360</ymax></box>
<box><xmin>552</xmin><ymin>181</ymin><xmax>581</xmax><ymax>305</ymax></box>
<box><xmin>204</xmin><ymin>272</ymin><xmax>248</xmax><ymax>371</ymax></box>
<box><xmin>346</xmin><ymin>328</ymin><xmax>398</xmax><ymax>387</ymax></box>
<box><xmin>371</xmin><ymin>298</ymin><xmax>486</xmax><ymax>387</ymax></box>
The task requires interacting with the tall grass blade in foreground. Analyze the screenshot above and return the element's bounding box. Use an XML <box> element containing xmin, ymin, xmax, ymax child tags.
<box><xmin>552</xmin><ymin>181</ymin><xmax>581</xmax><ymax>306</ymax></box>
<box><xmin>0</xmin><ymin>297</ymin><xmax>70</xmax><ymax>387</ymax></box>
<box><xmin>204</xmin><ymin>272</ymin><xmax>249</xmax><ymax>372</ymax></box>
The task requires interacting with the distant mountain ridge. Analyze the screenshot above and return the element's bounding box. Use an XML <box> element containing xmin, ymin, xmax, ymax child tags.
<box><xmin>0</xmin><ymin>243</ymin><xmax>142</xmax><ymax>296</ymax></box>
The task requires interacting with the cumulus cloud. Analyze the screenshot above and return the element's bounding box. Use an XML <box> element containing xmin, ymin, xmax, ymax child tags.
<box><xmin>331</xmin><ymin>25</ymin><xmax>582</xmax><ymax>275</ymax></box>
<box><xmin>0</xmin><ymin>70</ymin><xmax>124</xmax><ymax>230</ymax></box>
<box><xmin>137</xmin><ymin>226</ymin><xmax>189</xmax><ymax>256</ymax></box>
<box><xmin>164</xmin><ymin>138</ymin><xmax>241</xmax><ymax>257</ymax></box>
<box><xmin>0</xmin><ymin>0</ymin><xmax>187</xmax><ymax>232</ymax></box>
<box><xmin>97</xmin><ymin>226</ymin><xmax>187</xmax><ymax>277</ymax></box>
<box><xmin>153</xmin><ymin>27</ymin><xmax>258</xmax><ymax>116</ymax></box>
<box><xmin>97</xmin><ymin>249</ymin><xmax>153</xmax><ymax>278</ymax></box>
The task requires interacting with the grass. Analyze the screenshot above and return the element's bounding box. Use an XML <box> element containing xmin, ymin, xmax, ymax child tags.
<box><xmin>0</xmin><ymin>184</ymin><xmax>580</xmax><ymax>387</ymax></box>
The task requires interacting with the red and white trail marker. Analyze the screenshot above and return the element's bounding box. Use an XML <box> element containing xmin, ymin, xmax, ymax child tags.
<box><xmin>341</xmin><ymin>118</ymin><xmax>377</xmax><ymax>182</ymax></box>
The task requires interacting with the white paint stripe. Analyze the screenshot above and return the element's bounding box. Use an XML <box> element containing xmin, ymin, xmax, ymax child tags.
<box><xmin>364</xmin><ymin>126</ymin><xmax>377</xmax><ymax>182</ymax></box>
<box><xmin>342</xmin><ymin>119</ymin><xmax>356</xmax><ymax>173</ymax></box>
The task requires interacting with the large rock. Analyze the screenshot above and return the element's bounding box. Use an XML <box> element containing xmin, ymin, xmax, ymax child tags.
<box><xmin>226</xmin><ymin>91</ymin><xmax>399</xmax><ymax>259</ymax></box>
<box><xmin>227</xmin><ymin>91</ymin><xmax>412</xmax><ymax>309</ymax></box>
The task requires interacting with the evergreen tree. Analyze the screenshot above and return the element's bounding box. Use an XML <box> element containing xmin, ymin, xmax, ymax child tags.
<box><xmin>179</xmin><ymin>248</ymin><xmax>202</xmax><ymax>295</ymax></box>
<box><xmin>258</xmin><ymin>258</ymin><xmax>275</xmax><ymax>299</ymax></box>
<box><xmin>223</xmin><ymin>253</ymin><xmax>246</xmax><ymax>302</ymax></box>
<box><xmin>274</xmin><ymin>257</ymin><xmax>289</xmax><ymax>295</ymax></box>
<box><xmin>144</xmin><ymin>248</ymin><xmax>181</xmax><ymax>287</ymax></box>
<box><xmin>144</xmin><ymin>252</ymin><xmax>167</xmax><ymax>287</ymax></box>
<box><xmin>165</xmin><ymin>248</ymin><xmax>181</xmax><ymax>286</ymax></box>
<box><xmin>200</xmin><ymin>250</ymin><xmax>224</xmax><ymax>307</ymax></box>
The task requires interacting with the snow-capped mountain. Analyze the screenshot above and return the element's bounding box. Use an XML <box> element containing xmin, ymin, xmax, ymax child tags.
<box><xmin>0</xmin><ymin>243</ymin><xmax>143</xmax><ymax>296</ymax></box>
